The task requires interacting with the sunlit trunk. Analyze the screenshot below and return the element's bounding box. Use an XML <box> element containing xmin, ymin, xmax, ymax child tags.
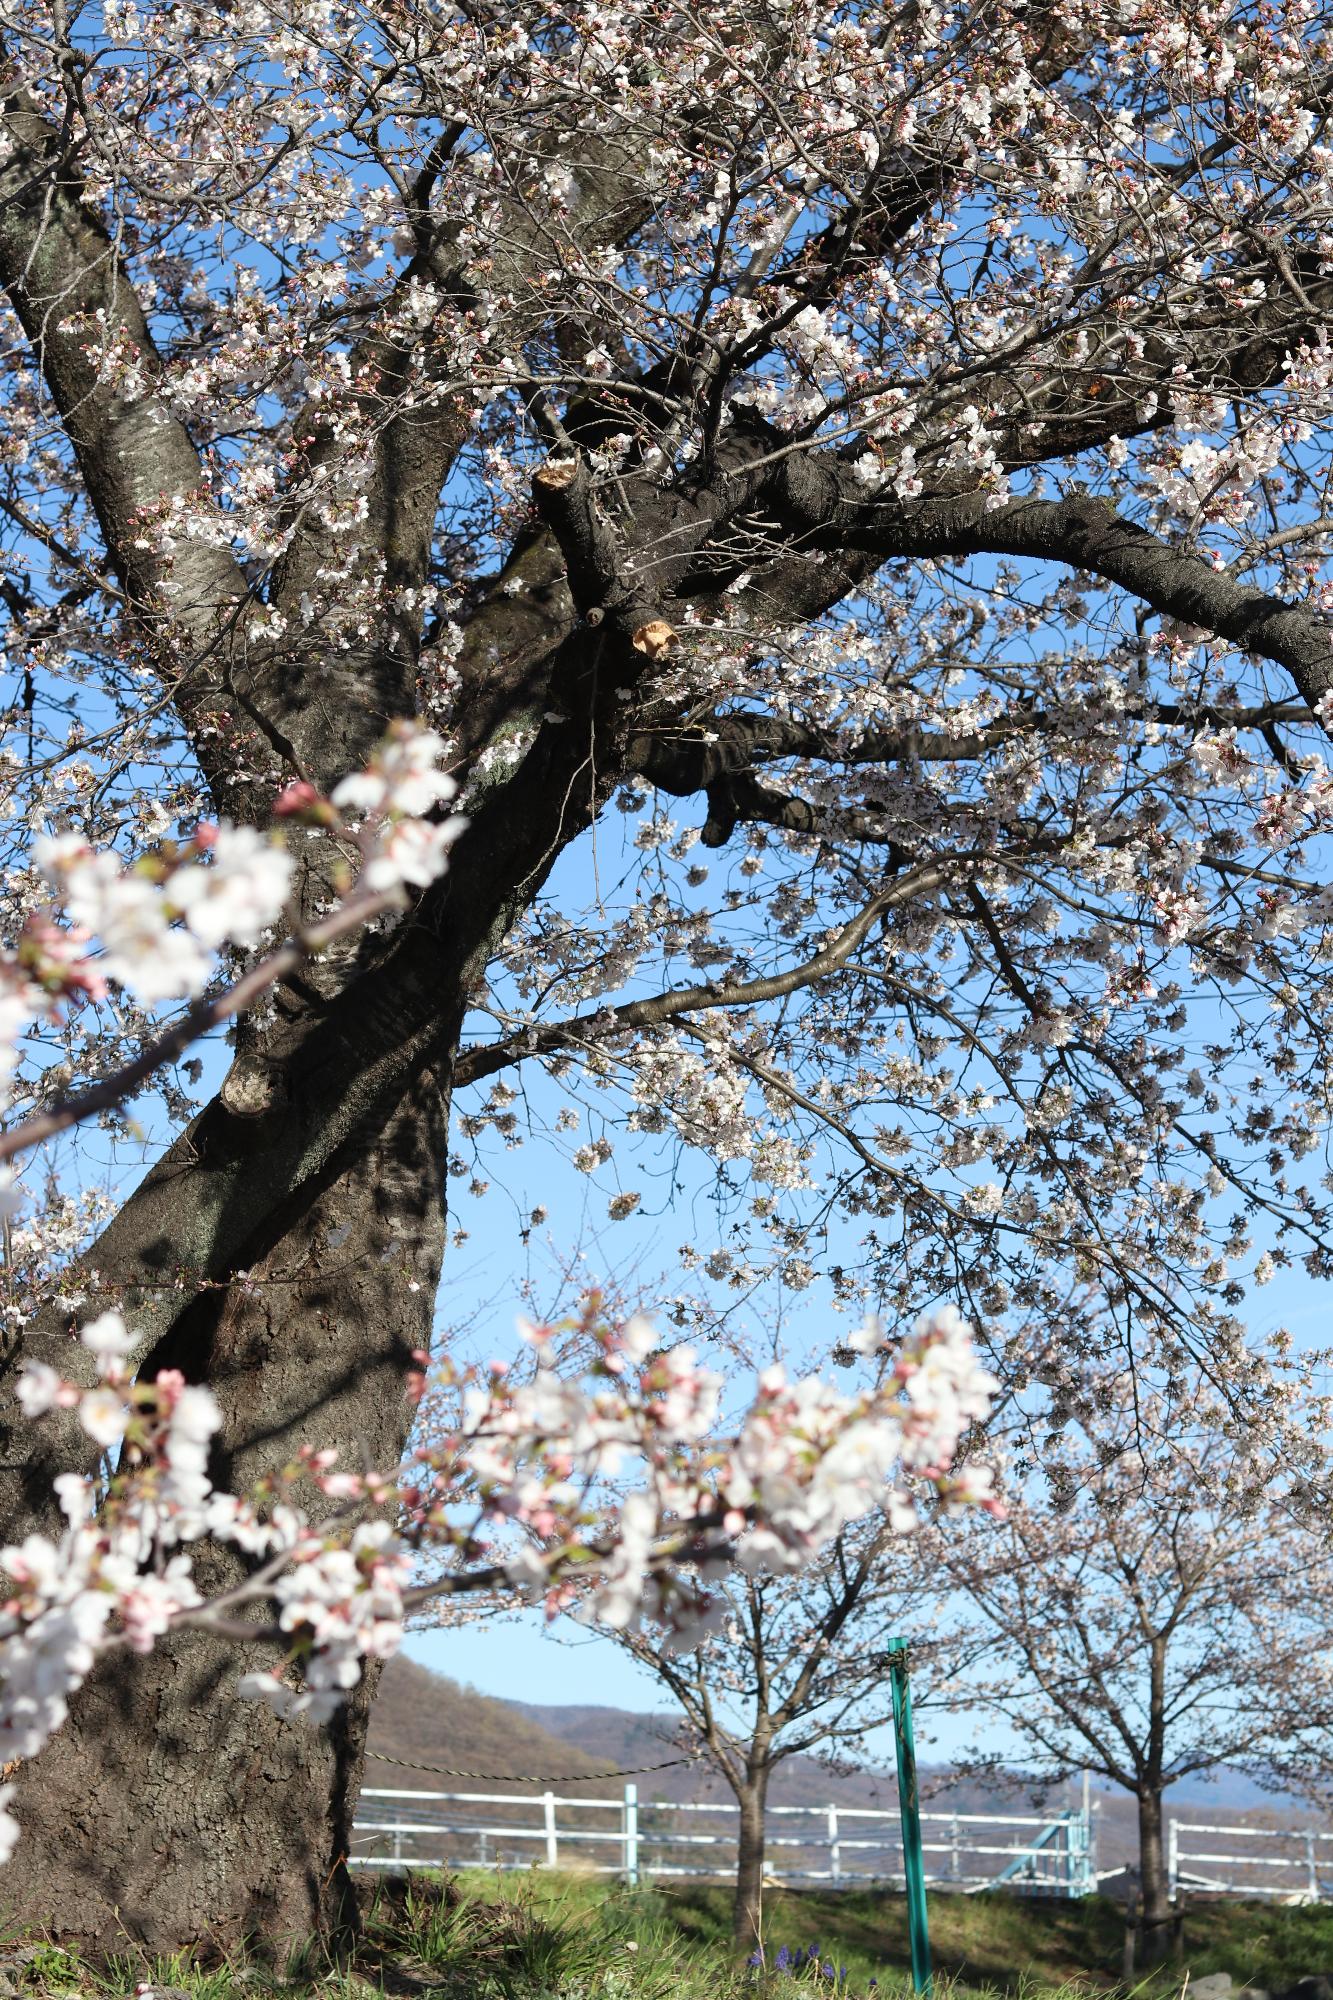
<box><xmin>732</xmin><ymin>1766</ymin><xmax>771</xmax><ymax>1953</ymax></box>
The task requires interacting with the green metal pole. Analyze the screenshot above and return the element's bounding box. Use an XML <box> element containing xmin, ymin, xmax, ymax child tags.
<box><xmin>888</xmin><ymin>1639</ymin><xmax>933</xmax><ymax>1999</ymax></box>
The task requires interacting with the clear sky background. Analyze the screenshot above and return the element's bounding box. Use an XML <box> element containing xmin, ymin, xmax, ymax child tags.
<box><xmin>399</xmin><ymin>1135</ymin><xmax>1328</xmax><ymax>1764</ymax></box>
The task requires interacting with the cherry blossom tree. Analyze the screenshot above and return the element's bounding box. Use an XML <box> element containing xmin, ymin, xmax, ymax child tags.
<box><xmin>2</xmin><ymin>0</ymin><xmax>1333</xmax><ymax>1957</ymax></box>
<box><xmin>932</xmin><ymin>1352</ymin><xmax>1333</xmax><ymax>1958</ymax></box>
<box><xmin>609</xmin><ymin>1512</ymin><xmax>968</xmax><ymax>1949</ymax></box>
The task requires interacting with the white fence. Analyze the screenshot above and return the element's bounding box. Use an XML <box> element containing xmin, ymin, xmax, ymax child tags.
<box><xmin>351</xmin><ymin>1791</ymin><xmax>1333</xmax><ymax>1903</ymax></box>
<box><xmin>350</xmin><ymin>1786</ymin><xmax>1096</xmax><ymax>1896</ymax></box>
<box><xmin>1169</xmin><ymin>1820</ymin><xmax>1333</xmax><ymax>1902</ymax></box>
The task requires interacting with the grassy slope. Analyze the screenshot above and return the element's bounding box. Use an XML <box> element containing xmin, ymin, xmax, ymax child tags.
<box><xmin>649</xmin><ymin>1880</ymin><xmax>1333</xmax><ymax>1990</ymax></box>
<box><xmin>7</xmin><ymin>1873</ymin><xmax>1333</xmax><ymax>1998</ymax></box>
<box><xmin>463</xmin><ymin>1875</ymin><xmax>1333</xmax><ymax>1994</ymax></box>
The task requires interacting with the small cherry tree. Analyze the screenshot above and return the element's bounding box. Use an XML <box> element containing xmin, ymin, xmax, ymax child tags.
<box><xmin>578</xmin><ymin>1306</ymin><xmax>1001</xmax><ymax>1949</ymax></box>
<box><xmin>933</xmin><ymin>1350</ymin><xmax>1333</xmax><ymax>1954</ymax></box>
<box><xmin>609</xmin><ymin>1511</ymin><xmax>973</xmax><ymax>1949</ymax></box>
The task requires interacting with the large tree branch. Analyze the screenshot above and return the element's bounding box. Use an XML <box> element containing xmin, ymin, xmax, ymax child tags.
<box><xmin>0</xmin><ymin>52</ymin><xmax>253</xmax><ymax>799</ymax></box>
<box><xmin>627</xmin><ymin>699</ymin><xmax>1310</xmax><ymax>806</ymax></box>
<box><xmin>948</xmin><ymin>495</ymin><xmax>1333</xmax><ymax>710</ymax></box>
<box><xmin>743</xmin><ymin>464</ymin><xmax>1333</xmax><ymax>709</ymax></box>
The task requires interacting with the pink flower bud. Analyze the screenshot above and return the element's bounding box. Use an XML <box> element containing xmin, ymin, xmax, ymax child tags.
<box><xmin>273</xmin><ymin>780</ymin><xmax>321</xmax><ymax>817</ymax></box>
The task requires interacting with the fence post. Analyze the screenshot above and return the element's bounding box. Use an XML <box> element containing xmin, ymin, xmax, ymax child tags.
<box><xmin>392</xmin><ymin>1822</ymin><xmax>403</xmax><ymax>1868</ymax></box>
<box><xmin>1122</xmin><ymin>1896</ymin><xmax>1141</xmax><ymax>1983</ymax></box>
<box><xmin>624</xmin><ymin>1783</ymin><xmax>639</xmax><ymax>1888</ymax></box>
<box><xmin>829</xmin><ymin>1805</ymin><xmax>841</xmax><ymax>1884</ymax></box>
<box><xmin>950</xmin><ymin>1814</ymin><xmax>960</xmax><ymax>1883</ymax></box>
<box><xmin>544</xmin><ymin>1790</ymin><xmax>558</xmax><ymax>1869</ymax></box>
<box><xmin>1308</xmin><ymin>1831</ymin><xmax>1318</xmax><ymax>1902</ymax></box>
<box><xmin>888</xmin><ymin>1639</ymin><xmax>933</xmax><ymax>1999</ymax></box>
<box><xmin>1168</xmin><ymin>1819</ymin><xmax>1178</xmax><ymax>1902</ymax></box>
<box><xmin>1074</xmin><ymin>1808</ymin><xmax>1091</xmax><ymax>1897</ymax></box>
<box><xmin>1076</xmin><ymin>1811</ymin><xmax>1087</xmax><ymax>1896</ymax></box>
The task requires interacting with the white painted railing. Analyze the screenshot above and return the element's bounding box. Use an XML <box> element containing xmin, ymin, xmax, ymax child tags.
<box><xmin>350</xmin><ymin>1787</ymin><xmax>1096</xmax><ymax>1895</ymax></box>
<box><xmin>1169</xmin><ymin>1820</ymin><xmax>1333</xmax><ymax>1902</ymax></box>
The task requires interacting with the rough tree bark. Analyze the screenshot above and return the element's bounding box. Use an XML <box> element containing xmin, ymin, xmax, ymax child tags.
<box><xmin>2</xmin><ymin>1087</ymin><xmax>449</xmax><ymax>1948</ymax></box>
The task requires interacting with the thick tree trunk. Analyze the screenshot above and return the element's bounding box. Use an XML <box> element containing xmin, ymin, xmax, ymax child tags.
<box><xmin>0</xmin><ymin>566</ymin><xmax>624</xmax><ymax>1950</ymax></box>
<box><xmin>732</xmin><ymin>1769</ymin><xmax>771</xmax><ymax>1954</ymax></box>
<box><xmin>3</xmin><ymin>1083</ymin><xmax>448</xmax><ymax>1954</ymax></box>
<box><xmin>1137</xmin><ymin>1785</ymin><xmax>1173</xmax><ymax>1962</ymax></box>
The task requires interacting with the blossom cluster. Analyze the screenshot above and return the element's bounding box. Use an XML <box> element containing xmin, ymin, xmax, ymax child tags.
<box><xmin>0</xmin><ymin>1303</ymin><xmax>998</xmax><ymax>1859</ymax></box>
<box><xmin>277</xmin><ymin>721</ymin><xmax>467</xmax><ymax>893</ymax></box>
<box><xmin>0</xmin><ymin>1307</ymin><xmax>410</xmax><ymax>1853</ymax></box>
<box><xmin>34</xmin><ymin>823</ymin><xmax>295</xmax><ymax>1007</ymax></box>
<box><xmin>0</xmin><ymin>725</ymin><xmax>466</xmax><ymax>1177</ymax></box>
<box><xmin>413</xmin><ymin>1305</ymin><xmax>1000</xmax><ymax>1639</ymax></box>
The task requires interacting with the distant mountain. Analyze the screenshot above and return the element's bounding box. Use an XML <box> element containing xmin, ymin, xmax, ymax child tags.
<box><xmin>508</xmin><ymin>1698</ymin><xmax>915</xmax><ymax>1810</ymax></box>
<box><xmin>510</xmin><ymin>1696</ymin><xmax>1314</xmax><ymax>1810</ymax></box>
<box><xmin>367</xmin><ymin>1656</ymin><xmax>615</xmax><ymax>1792</ymax></box>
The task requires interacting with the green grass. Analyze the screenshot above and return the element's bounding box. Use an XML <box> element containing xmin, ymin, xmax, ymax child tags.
<box><xmin>3</xmin><ymin>1871</ymin><xmax>1332</xmax><ymax>1998</ymax></box>
<box><xmin>432</xmin><ymin>1872</ymin><xmax>1333</xmax><ymax>1996</ymax></box>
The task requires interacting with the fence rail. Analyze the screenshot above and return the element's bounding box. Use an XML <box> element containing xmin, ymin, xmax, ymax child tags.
<box><xmin>350</xmin><ymin>1787</ymin><xmax>1096</xmax><ymax>1896</ymax></box>
<box><xmin>352</xmin><ymin>1791</ymin><xmax>1333</xmax><ymax>1904</ymax></box>
<box><xmin>1169</xmin><ymin>1821</ymin><xmax>1333</xmax><ymax>1902</ymax></box>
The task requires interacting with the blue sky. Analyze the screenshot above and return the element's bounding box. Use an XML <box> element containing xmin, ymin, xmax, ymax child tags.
<box><xmin>400</xmin><ymin>1128</ymin><xmax>1328</xmax><ymax>1766</ymax></box>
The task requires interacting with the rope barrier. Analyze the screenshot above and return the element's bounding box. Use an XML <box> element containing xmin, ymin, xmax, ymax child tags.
<box><xmin>365</xmin><ymin>1749</ymin><xmax>691</xmax><ymax>1783</ymax></box>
